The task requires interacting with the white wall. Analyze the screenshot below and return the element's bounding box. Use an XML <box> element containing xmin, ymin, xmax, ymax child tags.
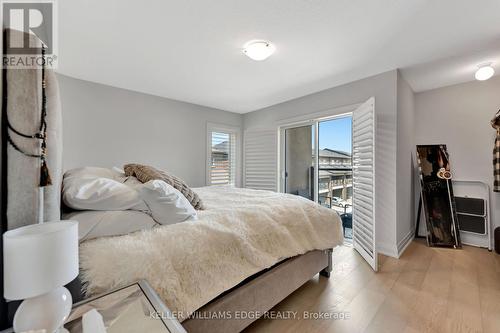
<box><xmin>415</xmin><ymin>76</ymin><xmax>500</xmax><ymax>237</ymax></box>
<box><xmin>396</xmin><ymin>72</ymin><xmax>416</xmax><ymax>254</ymax></box>
<box><xmin>244</xmin><ymin>70</ymin><xmax>399</xmax><ymax>257</ymax></box>
<box><xmin>58</xmin><ymin>74</ymin><xmax>243</xmax><ymax>187</ymax></box>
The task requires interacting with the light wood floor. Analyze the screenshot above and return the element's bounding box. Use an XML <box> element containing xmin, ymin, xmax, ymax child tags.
<box><xmin>244</xmin><ymin>240</ymin><xmax>500</xmax><ymax>333</ymax></box>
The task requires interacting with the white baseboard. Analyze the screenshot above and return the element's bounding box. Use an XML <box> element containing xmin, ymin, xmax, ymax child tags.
<box><xmin>377</xmin><ymin>242</ymin><xmax>398</xmax><ymax>258</ymax></box>
<box><xmin>375</xmin><ymin>231</ymin><xmax>415</xmax><ymax>260</ymax></box>
<box><xmin>397</xmin><ymin>230</ymin><xmax>415</xmax><ymax>258</ymax></box>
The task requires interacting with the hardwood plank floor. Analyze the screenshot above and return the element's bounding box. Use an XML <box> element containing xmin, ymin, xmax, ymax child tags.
<box><xmin>243</xmin><ymin>240</ymin><xmax>500</xmax><ymax>333</ymax></box>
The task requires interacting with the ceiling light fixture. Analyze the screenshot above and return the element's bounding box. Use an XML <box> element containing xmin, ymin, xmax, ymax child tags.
<box><xmin>475</xmin><ymin>63</ymin><xmax>495</xmax><ymax>81</ymax></box>
<box><xmin>243</xmin><ymin>40</ymin><xmax>275</xmax><ymax>61</ymax></box>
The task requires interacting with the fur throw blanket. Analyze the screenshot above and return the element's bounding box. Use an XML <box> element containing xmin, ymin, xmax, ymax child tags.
<box><xmin>79</xmin><ymin>186</ymin><xmax>343</xmax><ymax>321</ymax></box>
<box><xmin>124</xmin><ymin>163</ymin><xmax>204</xmax><ymax>210</ymax></box>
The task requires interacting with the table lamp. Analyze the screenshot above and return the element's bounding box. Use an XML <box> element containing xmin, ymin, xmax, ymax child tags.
<box><xmin>3</xmin><ymin>221</ymin><xmax>79</xmax><ymax>333</ymax></box>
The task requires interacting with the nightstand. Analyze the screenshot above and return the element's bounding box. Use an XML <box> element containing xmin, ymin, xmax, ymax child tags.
<box><xmin>65</xmin><ymin>280</ymin><xmax>186</xmax><ymax>333</ymax></box>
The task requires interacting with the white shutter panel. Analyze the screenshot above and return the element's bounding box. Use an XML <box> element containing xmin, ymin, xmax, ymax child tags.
<box><xmin>352</xmin><ymin>97</ymin><xmax>377</xmax><ymax>271</ymax></box>
<box><xmin>244</xmin><ymin>129</ymin><xmax>277</xmax><ymax>191</ymax></box>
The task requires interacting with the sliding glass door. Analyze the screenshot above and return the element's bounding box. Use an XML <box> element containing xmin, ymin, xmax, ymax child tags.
<box><xmin>281</xmin><ymin>117</ymin><xmax>352</xmax><ymax>208</ymax></box>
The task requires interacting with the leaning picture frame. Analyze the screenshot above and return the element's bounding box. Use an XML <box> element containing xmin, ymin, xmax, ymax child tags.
<box><xmin>416</xmin><ymin>144</ymin><xmax>461</xmax><ymax>248</ymax></box>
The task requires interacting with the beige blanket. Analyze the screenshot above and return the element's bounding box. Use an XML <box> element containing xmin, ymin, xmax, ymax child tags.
<box><xmin>79</xmin><ymin>186</ymin><xmax>343</xmax><ymax>320</ymax></box>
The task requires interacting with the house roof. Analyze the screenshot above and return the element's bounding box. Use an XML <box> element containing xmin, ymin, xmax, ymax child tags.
<box><xmin>319</xmin><ymin>149</ymin><xmax>351</xmax><ymax>159</ymax></box>
<box><xmin>212</xmin><ymin>141</ymin><xmax>229</xmax><ymax>154</ymax></box>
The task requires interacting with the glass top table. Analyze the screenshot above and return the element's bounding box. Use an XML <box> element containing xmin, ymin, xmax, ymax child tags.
<box><xmin>65</xmin><ymin>280</ymin><xmax>186</xmax><ymax>333</ymax></box>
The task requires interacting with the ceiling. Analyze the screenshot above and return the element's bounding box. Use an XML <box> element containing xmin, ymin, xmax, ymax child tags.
<box><xmin>58</xmin><ymin>0</ymin><xmax>500</xmax><ymax>113</ymax></box>
<box><xmin>401</xmin><ymin>43</ymin><xmax>500</xmax><ymax>92</ymax></box>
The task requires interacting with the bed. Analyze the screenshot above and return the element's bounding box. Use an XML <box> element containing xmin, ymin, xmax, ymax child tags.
<box><xmin>63</xmin><ymin>178</ymin><xmax>342</xmax><ymax>332</ymax></box>
<box><xmin>71</xmin><ymin>184</ymin><xmax>343</xmax><ymax>332</ymax></box>
<box><xmin>1</xmin><ymin>30</ymin><xmax>343</xmax><ymax>332</ymax></box>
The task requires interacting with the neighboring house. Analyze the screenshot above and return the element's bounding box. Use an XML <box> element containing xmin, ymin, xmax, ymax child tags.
<box><xmin>318</xmin><ymin>149</ymin><xmax>352</xmax><ymax>209</ymax></box>
<box><xmin>211</xmin><ymin>140</ymin><xmax>231</xmax><ymax>184</ymax></box>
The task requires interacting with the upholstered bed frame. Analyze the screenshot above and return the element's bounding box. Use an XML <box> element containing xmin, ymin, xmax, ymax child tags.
<box><xmin>0</xmin><ymin>29</ymin><xmax>333</xmax><ymax>332</ymax></box>
<box><xmin>183</xmin><ymin>250</ymin><xmax>332</xmax><ymax>333</ymax></box>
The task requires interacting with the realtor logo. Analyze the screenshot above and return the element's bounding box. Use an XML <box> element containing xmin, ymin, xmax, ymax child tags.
<box><xmin>2</xmin><ymin>0</ymin><xmax>57</xmax><ymax>68</ymax></box>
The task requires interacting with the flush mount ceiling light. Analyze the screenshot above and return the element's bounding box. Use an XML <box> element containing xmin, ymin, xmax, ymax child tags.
<box><xmin>475</xmin><ymin>63</ymin><xmax>495</xmax><ymax>81</ymax></box>
<box><xmin>243</xmin><ymin>40</ymin><xmax>276</xmax><ymax>61</ymax></box>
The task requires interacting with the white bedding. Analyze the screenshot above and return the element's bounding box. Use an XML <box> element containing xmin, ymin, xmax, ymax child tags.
<box><xmin>62</xmin><ymin>167</ymin><xmax>198</xmax><ymax>225</ymax></box>
<box><xmin>65</xmin><ymin>210</ymin><xmax>158</xmax><ymax>241</ymax></box>
<box><xmin>79</xmin><ymin>186</ymin><xmax>343</xmax><ymax>320</ymax></box>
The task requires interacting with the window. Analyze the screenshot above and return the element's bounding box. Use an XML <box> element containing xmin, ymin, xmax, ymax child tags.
<box><xmin>207</xmin><ymin>123</ymin><xmax>240</xmax><ymax>186</ymax></box>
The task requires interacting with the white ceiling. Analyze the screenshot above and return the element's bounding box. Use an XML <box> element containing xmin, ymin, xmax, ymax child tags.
<box><xmin>58</xmin><ymin>0</ymin><xmax>500</xmax><ymax>113</ymax></box>
<box><xmin>401</xmin><ymin>43</ymin><xmax>500</xmax><ymax>92</ymax></box>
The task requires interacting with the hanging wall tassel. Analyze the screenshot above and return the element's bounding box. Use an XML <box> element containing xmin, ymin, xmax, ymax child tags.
<box><xmin>39</xmin><ymin>158</ymin><xmax>52</xmax><ymax>187</ymax></box>
<box><xmin>39</xmin><ymin>47</ymin><xmax>52</xmax><ymax>187</ymax></box>
<box><xmin>6</xmin><ymin>46</ymin><xmax>53</xmax><ymax>188</ymax></box>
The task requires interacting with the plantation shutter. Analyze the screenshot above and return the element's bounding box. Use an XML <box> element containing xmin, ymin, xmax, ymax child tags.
<box><xmin>209</xmin><ymin>131</ymin><xmax>237</xmax><ymax>185</ymax></box>
<box><xmin>244</xmin><ymin>129</ymin><xmax>277</xmax><ymax>191</ymax></box>
<box><xmin>352</xmin><ymin>97</ymin><xmax>377</xmax><ymax>271</ymax></box>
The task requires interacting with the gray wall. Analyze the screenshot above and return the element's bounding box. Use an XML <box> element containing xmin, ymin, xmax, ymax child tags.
<box><xmin>59</xmin><ymin>69</ymin><xmax>426</xmax><ymax>258</ymax></box>
<box><xmin>244</xmin><ymin>70</ymin><xmax>399</xmax><ymax>257</ymax></box>
<box><xmin>396</xmin><ymin>72</ymin><xmax>416</xmax><ymax>253</ymax></box>
<box><xmin>415</xmin><ymin>75</ymin><xmax>500</xmax><ymax>233</ymax></box>
<box><xmin>58</xmin><ymin>74</ymin><xmax>243</xmax><ymax>187</ymax></box>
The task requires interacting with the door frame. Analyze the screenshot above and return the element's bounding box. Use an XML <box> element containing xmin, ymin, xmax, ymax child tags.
<box><xmin>276</xmin><ymin>100</ymin><xmax>378</xmax><ymax>271</ymax></box>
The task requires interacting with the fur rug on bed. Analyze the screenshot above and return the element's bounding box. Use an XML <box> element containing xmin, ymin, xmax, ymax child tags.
<box><xmin>79</xmin><ymin>186</ymin><xmax>343</xmax><ymax>321</ymax></box>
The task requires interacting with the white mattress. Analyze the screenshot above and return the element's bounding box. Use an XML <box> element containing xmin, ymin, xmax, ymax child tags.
<box><xmin>79</xmin><ymin>186</ymin><xmax>344</xmax><ymax>320</ymax></box>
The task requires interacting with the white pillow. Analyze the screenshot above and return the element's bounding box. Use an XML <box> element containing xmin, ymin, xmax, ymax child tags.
<box><xmin>64</xmin><ymin>166</ymin><xmax>125</xmax><ymax>182</ymax></box>
<box><xmin>139</xmin><ymin>180</ymin><xmax>197</xmax><ymax>225</ymax></box>
<box><xmin>64</xmin><ymin>210</ymin><xmax>157</xmax><ymax>241</ymax></box>
<box><xmin>63</xmin><ymin>167</ymin><xmax>147</xmax><ymax>211</ymax></box>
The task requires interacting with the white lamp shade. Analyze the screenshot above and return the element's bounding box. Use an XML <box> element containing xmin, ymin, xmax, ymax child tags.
<box><xmin>3</xmin><ymin>221</ymin><xmax>79</xmax><ymax>300</ymax></box>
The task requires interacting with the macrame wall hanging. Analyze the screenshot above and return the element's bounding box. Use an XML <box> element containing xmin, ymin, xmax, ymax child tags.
<box><xmin>6</xmin><ymin>47</ymin><xmax>52</xmax><ymax>187</ymax></box>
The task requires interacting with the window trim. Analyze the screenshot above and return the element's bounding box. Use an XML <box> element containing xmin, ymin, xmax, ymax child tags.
<box><xmin>206</xmin><ymin>122</ymin><xmax>241</xmax><ymax>187</ymax></box>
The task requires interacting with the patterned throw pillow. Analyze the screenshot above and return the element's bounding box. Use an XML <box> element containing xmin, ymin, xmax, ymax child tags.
<box><xmin>124</xmin><ymin>163</ymin><xmax>204</xmax><ymax>210</ymax></box>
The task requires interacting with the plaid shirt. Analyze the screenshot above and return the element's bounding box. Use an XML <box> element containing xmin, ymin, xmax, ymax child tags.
<box><xmin>492</xmin><ymin>111</ymin><xmax>500</xmax><ymax>192</ymax></box>
<box><xmin>494</xmin><ymin>129</ymin><xmax>500</xmax><ymax>192</ymax></box>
